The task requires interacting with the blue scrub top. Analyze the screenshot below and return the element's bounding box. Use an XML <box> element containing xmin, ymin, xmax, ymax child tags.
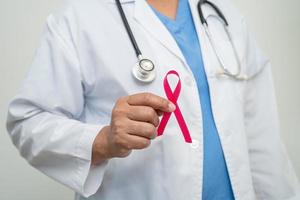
<box><xmin>149</xmin><ymin>0</ymin><xmax>235</xmax><ymax>199</ymax></box>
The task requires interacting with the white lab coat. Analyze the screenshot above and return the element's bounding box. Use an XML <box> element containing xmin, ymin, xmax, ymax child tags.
<box><xmin>6</xmin><ymin>0</ymin><xmax>300</xmax><ymax>199</ymax></box>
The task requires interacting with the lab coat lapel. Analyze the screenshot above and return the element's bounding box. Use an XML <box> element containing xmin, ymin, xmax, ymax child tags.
<box><xmin>188</xmin><ymin>0</ymin><xmax>219</xmax><ymax>77</ymax></box>
<box><xmin>133</xmin><ymin>0</ymin><xmax>189</xmax><ymax>68</ymax></box>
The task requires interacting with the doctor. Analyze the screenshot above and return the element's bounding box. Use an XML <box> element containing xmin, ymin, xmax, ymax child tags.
<box><xmin>6</xmin><ymin>0</ymin><xmax>300</xmax><ymax>199</ymax></box>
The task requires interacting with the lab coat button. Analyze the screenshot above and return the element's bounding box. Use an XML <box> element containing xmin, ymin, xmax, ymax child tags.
<box><xmin>191</xmin><ymin>139</ymin><xmax>200</xmax><ymax>149</ymax></box>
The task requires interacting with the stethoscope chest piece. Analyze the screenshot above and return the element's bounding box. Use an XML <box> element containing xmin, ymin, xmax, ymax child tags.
<box><xmin>132</xmin><ymin>57</ymin><xmax>156</xmax><ymax>83</ymax></box>
<box><xmin>116</xmin><ymin>0</ymin><xmax>247</xmax><ymax>82</ymax></box>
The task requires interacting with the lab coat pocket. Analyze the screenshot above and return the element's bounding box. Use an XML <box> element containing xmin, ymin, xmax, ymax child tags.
<box><xmin>212</xmin><ymin>39</ymin><xmax>247</xmax><ymax>104</ymax></box>
<box><xmin>231</xmin><ymin>77</ymin><xmax>246</xmax><ymax>104</ymax></box>
<box><xmin>214</xmin><ymin>37</ymin><xmax>246</xmax><ymax>76</ymax></box>
<box><xmin>207</xmin><ymin>16</ymin><xmax>247</xmax><ymax>76</ymax></box>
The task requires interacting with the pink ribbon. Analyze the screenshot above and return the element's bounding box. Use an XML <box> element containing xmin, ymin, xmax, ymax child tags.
<box><xmin>157</xmin><ymin>70</ymin><xmax>192</xmax><ymax>143</ymax></box>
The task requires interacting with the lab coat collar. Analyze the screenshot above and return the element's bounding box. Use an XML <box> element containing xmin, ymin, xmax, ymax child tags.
<box><xmin>107</xmin><ymin>0</ymin><xmax>215</xmax><ymax>22</ymax></box>
<box><xmin>108</xmin><ymin>0</ymin><xmax>134</xmax><ymax>3</ymax></box>
<box><xmin>108</xmin><ymin>0</ymin><xmax>189</xmax><ymax>69</ymax></box>
<box><xmin>134</xmin><ymin>0</ymin><xmax>189</xmax><ymax>69</ymax></box>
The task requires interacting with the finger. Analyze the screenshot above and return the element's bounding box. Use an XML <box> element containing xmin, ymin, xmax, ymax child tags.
<box><xmin>127</xmin><ymin>93</ymin><xmax>175</xmax><ymax>112</ymax></box>
<box><xmin>127</xmin><ymin>120</ymin><xmax>157</xmax><ymax>139</ymax></box>
<box><xmin>123</xmin><ymin>133</ymin><xmax>152</xmax><ymax>150</ymax></box>
<box><xmin>127</xmin><ymin>106</ymin><xmax>160</xmax><ymax>127</ymax></box>
<box><xmin>156</xmin><ymin>110</ymin><xmax>164</xmax><ymax>116</ymax></box>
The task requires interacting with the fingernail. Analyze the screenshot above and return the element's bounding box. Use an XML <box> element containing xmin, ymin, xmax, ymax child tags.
<box><xmin>152</xmin><ymin>132</ymin><xmax>157</xmax><ymax>139</ymax></box>
<box><xmin>168</xmin><ymin>102</ymin><xmax>176</xmax><ymax>112</ymax></box>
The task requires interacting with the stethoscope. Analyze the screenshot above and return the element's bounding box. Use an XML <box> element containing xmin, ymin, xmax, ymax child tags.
<box><xmin>115</xmin><ymin>0</ymin><xmax>247</xmax><ymax>83</ymax></box>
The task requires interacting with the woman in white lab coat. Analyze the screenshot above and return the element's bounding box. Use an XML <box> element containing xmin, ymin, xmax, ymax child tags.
<box><xmin>6</xmin><ymin>0</ymin><xmax>300</xmax><ymax>199</ymax></box>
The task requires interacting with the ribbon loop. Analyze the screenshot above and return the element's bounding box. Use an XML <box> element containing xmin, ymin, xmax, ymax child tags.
<box><xmin>157</xmin><ymin>70</ymin><xmax>192</xmax><ymax>143</ymax></box>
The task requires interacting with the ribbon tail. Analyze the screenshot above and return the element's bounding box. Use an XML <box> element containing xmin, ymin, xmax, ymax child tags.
<box><xmin>174</xmin><ymin>108</ymin><xmax>192</xmax><ymax>143</ymax></box>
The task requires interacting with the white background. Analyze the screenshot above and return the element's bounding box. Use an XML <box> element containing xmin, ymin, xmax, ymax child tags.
<box><xmin>0</xmin><ymin>0</ymin><xmax>299</xmax><ymax>199</ymax></box>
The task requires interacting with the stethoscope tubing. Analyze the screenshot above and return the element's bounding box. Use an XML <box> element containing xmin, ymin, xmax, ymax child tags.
<box><xmin>198</xmin><ymin>0</ymin><xmax>246</xmax><ymax>80</ymax></box>
<box><xmin>198</xmin><ymin>0</ymin><xmax>228</xmax><ymax>26</ymax></box>
<box><xmin>115</xmin><ymin>0</ymin><xmax>249</xmax><ymax>81</ymax></box>
<box><xmin>115</xmin><ymin>0</ymin><xmax>142</xmax><ymax>57</ymax></box>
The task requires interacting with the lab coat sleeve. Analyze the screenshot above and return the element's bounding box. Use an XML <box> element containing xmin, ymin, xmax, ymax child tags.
<box><xmin>242</xmin><ymin>19</ymin><xmax>300</xmax><ymax>199</ymax></box>
<box><xmin>6</xmin><ymin>14</ymin><xmax>108</xmax><ymax>197</ymax></box>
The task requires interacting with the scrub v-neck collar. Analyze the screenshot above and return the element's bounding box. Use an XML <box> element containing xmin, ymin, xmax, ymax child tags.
<box><xmin>148</xmin><ymin>0</ymin><xmax>190</xmax><ymax>33</ymax></box>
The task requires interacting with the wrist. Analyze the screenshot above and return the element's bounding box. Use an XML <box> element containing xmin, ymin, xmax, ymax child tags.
<box><xmin>92</xmin><ymin>125</ymin><xmax>112</xmax><ymax>166</ymax></box>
